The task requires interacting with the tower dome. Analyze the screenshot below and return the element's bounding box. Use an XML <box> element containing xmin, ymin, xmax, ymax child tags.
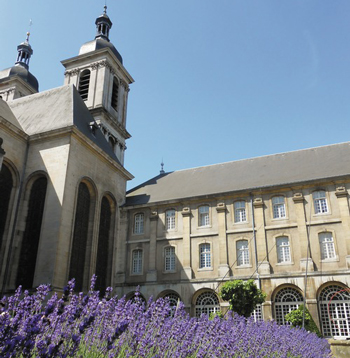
<box><xmin>79</xmin><ymin>6</ymin><xmax>123</xmax><ymax>64</ymax></box>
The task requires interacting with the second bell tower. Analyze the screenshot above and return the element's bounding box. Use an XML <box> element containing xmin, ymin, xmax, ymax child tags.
<box><xmin>61</xmin><ymin>6</ymin><xmax>134</xmax><ymax>165</ymax></box>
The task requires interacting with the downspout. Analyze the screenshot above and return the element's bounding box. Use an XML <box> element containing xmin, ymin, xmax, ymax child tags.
<box><xmin>251</xmin><ymin>194</ymin><xmax>261</xmax><ymax>289</ymax></box>
<box><xmin>1</xmin><ymin>140</ymin><xmax>29</xmax><ymax>296</ymax></box>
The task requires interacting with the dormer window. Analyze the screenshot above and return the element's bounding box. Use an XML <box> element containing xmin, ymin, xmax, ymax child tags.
<box><xmin>78</xmin><ymin>70</ymin><xmax>91</xmax><ymax>101</ymax></box>
<box><xmin>111</xmin><ymin>77</ymin><xmax>119</xmax><ymax>111</ymax></box>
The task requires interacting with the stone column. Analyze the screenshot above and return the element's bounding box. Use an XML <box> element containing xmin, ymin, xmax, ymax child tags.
<box><xmin>0</xmin><ymin>138</ymin><xmax>5</xmax><ymax>170</ymax></box>
<box><xmin>181</xmin><ymin>207</ymin><xmax>192</xmax><ymax>280</ymax></box>
<box><xmin>293</xmin><ymin>192</ymin><xmax>314</xmax><ymax>272</ymax></box>
<box><xmin>335</xmin><ymin>186</ymin><xmax>350</xmax><ymax>268</ymax></box>
<box><xmin>253</xmin><ymin>197</ymin><xmax>270</xmax><ymax>274</ymax></box>
<box><xmin>146</xmin><ymin>210</ymin><xmax>158</xmax><ymax>282</ymax></box>
<box><xmin>216</xmin><ymin>202</ymin><xmax>229</xmax><ymax>277</ymax></box>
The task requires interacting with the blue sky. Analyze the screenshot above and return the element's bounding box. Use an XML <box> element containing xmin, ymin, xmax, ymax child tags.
<box><xmin>1</xmin><ymin>1</ymin><xmax>350</xmax><ymax>189</ymax></box>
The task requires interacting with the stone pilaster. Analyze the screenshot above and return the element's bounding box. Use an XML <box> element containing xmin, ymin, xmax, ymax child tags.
<box><xmin>115</xmin><ymin>210</ymin><xmax>128</xmax><ymax>284</ymax></box>
<box><xmin>181</xmin><ymin>207</ymin><xmax>192</xmax><ymax>280</ymax></box>
<box><xmin>146</xmin><ymin>210</ymin><xmax>158</xmax><ymax>282</ymax></box>
<box><xmin>216</xmin><ymin>202</ymin><xmax>229</xmax><ymax>277</ymax></box>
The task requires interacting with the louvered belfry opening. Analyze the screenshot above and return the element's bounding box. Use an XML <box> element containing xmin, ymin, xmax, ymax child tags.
<box><xmin>95</xmin><ymin>196</ymin><xmax>112</xmax><ymax>294</ymax></box>
<box><xmin>16</xmin><ymin>177</ymin><xmax>47</xmax><ymax>289</ymax></box>
<box><xmin>111</xmin><ymin>77</ymin><xmax>119</xmax><ymax>111</ymax></box>
<box><xmin>78</xmin><ymin>70</ymin><xmax>91</xmax><ymax>101</ymax></box>
<box><xmin>69</xmin><ymin>182</ymin><xmax>91</xmax><ymax>292</ymax></box>
<box><xmin>0</xmin><ymin>164</ymin><xmax>13</xmax><ymax>251</ymax></box>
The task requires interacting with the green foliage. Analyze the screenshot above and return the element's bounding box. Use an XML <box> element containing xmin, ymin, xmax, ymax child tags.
<box><xmin>285</xmin><ymin>305</ymin><xmax>322</xmax><ymax>337</ymax></box>
<box><xmin>219</xmin><ymin>279</ymin><xmax>266</xmax><ymax>318</ymax></box>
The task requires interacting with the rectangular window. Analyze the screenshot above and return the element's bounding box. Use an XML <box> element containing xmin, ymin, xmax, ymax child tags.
<box><xmin>319</xmin><ymin>232</ymin><xmax>336</xmax><ymax>260</ymax></box>
<box><xmin>166</xmin><ymin>209</ymin><xmax>176</xmax><ymax>230</ymax></box>
<box><xmin>132</xmin><ymin>249</ymin><xmax>143</xmax><ymax>274</ymax></box>
<box><xmin>199</xmin><ymin>243</ymin><xmax>211</xmax><ymax>268</ymax></box>
<box><xmin>199</xmin><ymin>206</ymin><xmax>210</xmax><ymax>227</ymax></box>
<box><xmin>272</xmin><ymin>196</ymin><xmax>286</xmax><ymax>219</ymax></box>
<box><xmin>313</xmin><ymin>191</ymin><xmax>328</xmax><ymax>214</ymax></box>
<box><xmin>134</xmin><ymin>213</ymin><xmax>144</xmax><ymax>234</ymax></box>
<box><xmin>276</xmin><ymin>237</ymin><xmax>291</xmax><ymax>263</ymax></box>
<box><xmin>164</xmin><ymin>246</ymin><xmax>176</xmax><ymax>271</ymax></box>
<box><xmin>234</xmin><ymin>201</ymin><xmax>246</xmax><ymax>223</ymax></box>
<box><xmin>237</xmin><ymin>240</ymin><xmax>249</xmax><ymax>266</ymax></box>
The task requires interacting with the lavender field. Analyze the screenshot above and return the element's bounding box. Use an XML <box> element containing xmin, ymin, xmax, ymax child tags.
<box><xmin>0</xmin><ymin>277</ymin><xmax>331</xmax><ymax>358</ymax></box>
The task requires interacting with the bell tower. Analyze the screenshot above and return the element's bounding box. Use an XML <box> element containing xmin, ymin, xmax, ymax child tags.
<box><xmin>61</xmin><ymin>6</ymin><xmax>134</xmax><ymax>165</ymax></box>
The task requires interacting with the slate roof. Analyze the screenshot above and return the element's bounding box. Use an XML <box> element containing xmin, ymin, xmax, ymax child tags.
<box><xmin>7</xmin><ymin>84</ymin><xmax>121</xmax><ymax>165</ymax></box>
<box><xmin>126</xmin><ymin>142</ymin><xmax>350</xmax><ymax>206</ymax></box>
<box><xmin>0</xmin><ymin>98</ymin><xmax>24</xmax><ymax>131</ymax></box>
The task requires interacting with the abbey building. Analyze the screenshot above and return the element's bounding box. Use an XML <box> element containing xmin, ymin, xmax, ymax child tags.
<box><xmin>0</xmin><ymin>8</ymin><xmax>349</xmax><ymax>340</ymax></box>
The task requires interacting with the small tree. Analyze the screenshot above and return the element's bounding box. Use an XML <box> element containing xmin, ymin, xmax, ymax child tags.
<box><xmin>285</xmin><ymin>305</ymin><xmax>322</xmax><ymax>337</ymax></box>
<box><xmin>220</xmin><ymin>279</ymin><xmax>266</xmax><ymax>318</ymax></box>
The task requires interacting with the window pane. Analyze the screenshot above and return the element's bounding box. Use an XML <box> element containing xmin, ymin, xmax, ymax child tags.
<box><xmin>200</xmin><ymin>243</ymin><xmax>211</xmax><ymax>268</ymax></box>
<box><xmin>272</xmin><ymin>196</ymin><xmax>286</xmax><ymax>219</ymax></box>
<box><xmin>319</xmin><ymin>232</ymin><xmax>335</xmax><ymax>260</ymax></box>
<box><xmin>276</xmin><ymin>237</ymin><xmax>291</xmax><ymax>263</ymax></box>
<box><xmin>199</xmin><ymin>206</ymin><xmax>209</xmax><ymax>226</ymax></box>
<box><xmin>134</xmin><ymin>213</ymin><xmax>144</xmax><ymax>234</ymax></box>
<box><xmin>133</xmin><ymin>250</ymin><xmax>142</xmax><ymax>274</ymax></box>
<box><xmin>313</xmin><ymin>191</ymin><xmax>328</xmax><ymax>214</ymax></box>
<box><xmin>165</xmin><ymin>246</ymin><xmax>176</xmax><ymax>271</ymax></box>
<box><xmin>237</xmin><ymin>240</ymin><xmax>249</xmax><ymax>266</ymax></box>
<box><xmin>234</xmin><ymin>201</ymin><xmax>246</xmax><ymax>222</ymax></box>
<box><xmin>166</xmin><ymin>210</ymin><xmax>175</xmax><ymax>230</ymax></box>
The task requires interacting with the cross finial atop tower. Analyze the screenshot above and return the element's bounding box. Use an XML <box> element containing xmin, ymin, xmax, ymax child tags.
<box><xmin>160</xmin><ymin>160</ymin><xmax>165</xmax><ymax>174</ymax></box>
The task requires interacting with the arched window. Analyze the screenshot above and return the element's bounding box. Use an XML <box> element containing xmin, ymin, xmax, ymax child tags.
<box><xmin>198</xmin><ymin>205</ymin><xmax>209</xmax><ymax>227</ymax></box>
<box><xmin>132</xmin><ymin>249</ymin><xmax>143</xmax><ymax>274</ymax></box>
<box><xmin>134</xmin><ymin>213</ymin><xmax>144</xmax><ymax>234</ymax></box>
<box><xmin>69</xmin><ymin>182</ymin><xmax>91</xmax><ymax>292</ymax></box>
<box><xmin>319</xmin><ymin>232</ymin><xmax>336</xmax><ymax>260</ymax></box>
<box><xmin>272</xmin><ymin>196</ymin><xmax>286</xmax><ymax>219</ymax></box>
<box><xmin>165</xmin><ymin>209</ymin><xmax>175</xmax><ymax>230</ymax></box>
<box><xmin>199</xmin><ymin>243</ymin><xmax>211</xmax><ymax>268</ymax></box>
<box><xmin>195</xmin><ymin>291</ymin><xmax>220</xmax><ymax>317</ymax></box>
<box><xmin>274</xmin><ymin>287</ymin><xmax>303</xmax><ymax>325</ymax></box>
<box><xmin>251</xmin><ymin>304</ymin><xmax>263</xmax><ymax>322</ymax></box>
<box><xmin>313</xmin><ymin>190</ymin><xmax>328</xmax><ymax>214</ymax></box>
<box><xmin>16</xmin><ymin>177</ymin><xmax>47</xmax><ymax>289</ymax></box>
<box><xmin>95</xmin><ymin>196</ymin><xmax>113</xmax><ymax>294</ymax></box>
<box><xmin>164</xmin><ymin>246</ymin><xmax>176</xmax><ymax>271</ymax></box>
<box><xmin>111</xmin><ymin>77</ymin><xmax>119</xmax><ymax>111</ymax></box>
<box><xmin>318</xmin><ymin>285</ymin><xmax>350</xmax><ymax>338</ymax></box>
<box><xmin>78</xmin><ymin>70</ymin><xmax>91</xmax><ymax>101</ymax></box>
<box><xmin>276</xmin><ymin>236</ymin><xmax>291</xmax><ymax>263</ymax></box>
<box><xmin>234</xmin><ymin>201</ymin><xmax>246</xmax><ymax>223</ymax></box>
<box><xmin>0</xmin><ymin>164</ymin><xmax>13</xmax><ymax>250</ymax></box>
<box><xmin>162</xmin><ymin>292</ymin><xmax>181</xmax><ymax>316</ymax></box>
<box><xmin>236</xmin><ymin>240</ymin><xmax>249</xmax><ymax>266</ymax></box>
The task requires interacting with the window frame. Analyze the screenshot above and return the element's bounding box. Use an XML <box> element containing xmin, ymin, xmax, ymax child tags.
<box><xmin>131</xmin><ymin>249</ymin><xmax>143</xmax><ymax>275</ymax></box>
<box><xmin>199</xmin><ymin>243</ymin><xmax>211</xmax><ymax>269</ymax></box>
<box><xmin>198</xmin><ymin>205</ymin><xmax>210</xmax><ymax>227</ymax></box>
<box><xmin>133</xmin><ymin>213</ymin><xmax>144</xmax><ymax>235</ymax></box>
<box><xmin>234</xmin><ymin>201</ymin><xmax>247</xmax><ymax>223</ymax></box>
<box><xmin>318</xmin><ymin>232</ymin><xmax>337</xmax><ymax>261</ymax></box>
<box><xmin>236</xmin><ymin>239</ymin><xmax>250</xmax><ymax>267</ymax></box>
<box><xmin>164</xmin><ymin>246</ymin><xmax>176</xmax><ymax>272</ymax></box>
<box><xmin>276</xmin><ymin>236</ymin><xmax>292</xmax><ymax>264</ymax></box>
<box><xmin>313</xmin><ymin>190</ymin><xmax>329</xmax><ymax>215</ymax></box>
<box><xmin>272</xmin><ymin>196</ymin><xmax>286</xmax><ymax>219</ymax></box>
<box><xmin>165</xmin><ymin>209</ymin><xmax>176</xmax><ymax>231</ymax></box>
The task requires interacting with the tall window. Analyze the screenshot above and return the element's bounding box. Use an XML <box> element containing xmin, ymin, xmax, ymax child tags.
<box><xmin>199</xmin><ymin>243</ymin><xmax>211</xmax><ymax>268</ymax></box>
<box><xmin>276</xmin><ymin>237</ymin><xmax>291</xmax><ymax>263</ymax></box>
<box><xmin>272</xmin><ymin>196</ymin><xmax>286</xmax><ymax>219</ymax></box>
<box><xmin>166</xmin><ymin>209</ymin><xmax>176</xmax><ymax>230</ymax></box>
<box><xmin>134</xmin><ymin>213</ymin><xmax>144</xmax><ymax>234</ymax></box>
<box><xmin>111</xmin><ymin>77</ymin><xmax>119</xmax><ymax>111</ymax></box>
<box><xmin>274</xmin><ymin>287</ymin><xmax>303</xmax><ymax>325</ymax></box>
<box><xmin>164</xmin><ymin>246</ymin><xmax>176</xmax><ymax>271</ymax></box>
<box><xmin>319</xmin><ymin>232</ymin><xmax>336</xmax><ymax>260</ymax></box>
<box><xmin>95</xmin><ymin>197</ymin><xmax>113</xmax><ymax>294</ymax></box>
<box><xmin>234</xmin><ymin>201</ymin><xmax>246</xmax><ymax>223</ymax></box>
<box><xmin>132</xmin><ymin>249</ymin><xmax>143</xmax><ymax>274</ymax></box>
<box><xmin>199</xmin><ymin>205</ymin><xmax>209</xmax><ymax>227</ymax></box>
<box><xmin>318</xmin><ymin>285</ymin><xmax>350</xmax><ymax>338</ymax></box>
<box><xmin>16</xmin><ymin>177</ymin><xmax>47</xmax><ymax>289</ymax></box>
<box><xmin>237</xmin><ymin>240</ymin><xmax>249</xmax><ymax>266</ymax></box>
<box><xmin>69</xmin><ymin>182</ymin><xmax>91</xmax><ymax>292</ymax></box>
<box><xmin>78</xmin><ymin>69</ymin><xmax>91</xmax><ymax>101</ymax></box>
<box><xmin>0</xmin><ymin>164</ymin><xmax>13</xmax><ymax>250</ymax></box>
<box><xmin>195</xmin><ymin>291</ymin><xmax>220</xmax><ymax>317</ymax></box>
<box><xmin>313</xmin><ymin>190</ymin><xmax>328</xmax><ymax>214</ymax></box>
